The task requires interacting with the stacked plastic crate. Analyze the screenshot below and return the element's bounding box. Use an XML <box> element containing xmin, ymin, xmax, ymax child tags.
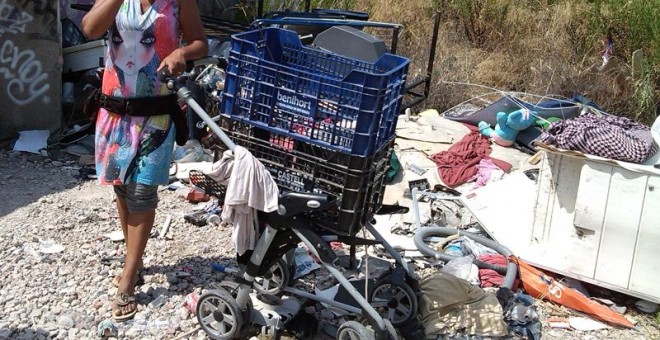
<box><xmin>219</xmin><ymin>27</ymin><xmax>409</xmax><ymax>236</ymax></box>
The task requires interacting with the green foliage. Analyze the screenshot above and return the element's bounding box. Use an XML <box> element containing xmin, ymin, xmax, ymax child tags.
<box><xmin>234</xmin><ymin>0</ymin><xmax>659</xmax><ymax>121</ymax></box>
<box><xmin>595</xmin><ymin>0</ymin><xmax>660</xmax><ymax>121</ymax></box>
<box><xmin>447</xmin><ymin>0</ymin><xmax>511</xmax><ymax>47</ymax></box>
<box><xmin>634</xmin><ymin>67</ymin><xmax>657</xmax><ymax>124</ymax></box>
<box><xmin>440</xmin><ymin>0</ymin><xmax>658</xmax><ymax>120</ymax></box>
<box><xmin>260</xmin><ymin>0</ymin><xmax>356</xmax><ymax>12</ymax></box>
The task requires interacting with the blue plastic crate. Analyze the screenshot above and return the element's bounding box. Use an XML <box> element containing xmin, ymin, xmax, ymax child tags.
<box><xmin>221</xmin><ymin>27</ymin><xmax>409</xmax><ymax>156</ymax></box>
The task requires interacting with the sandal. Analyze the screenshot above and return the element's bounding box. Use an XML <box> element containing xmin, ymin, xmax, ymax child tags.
<box><xmin>112</xmin><ymin>292</ymin><xmax>137</xmax><ymax>322</ymax></box>
<box><xmin>189</xmin><ymin>170</ymin><xmax>226</xmax><ymax>198</ymax></box>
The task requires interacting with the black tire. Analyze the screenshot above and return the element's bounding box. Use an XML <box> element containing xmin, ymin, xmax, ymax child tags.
<box><xmin>337</xmin><ymin>320</ymin><xmax>374</xmax><ymax>340</ymax></box>
<box><xmin>253</xmin><ymin>257</ymin><xmax>290</xmax><ymax>295</ymax></box>
<box><xmin>197</xmin><ymin>289</ymin><xmax>244</xmax><ymax>340</ymax></box>
<box><xmin>213</xmin><ymin>280</ymin><xmax>253</xmax><ymax>321</ymax></box>
<box><xmin>369</xmin><ymin>276</ymin><xmax>418</xmax><ymax>327</ymax></box>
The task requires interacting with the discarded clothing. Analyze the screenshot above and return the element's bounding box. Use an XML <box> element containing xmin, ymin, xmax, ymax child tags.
<box><xmin>506</xmin><ymin>302</ymin><xmax>539</xmax><ymax>325</ymax></box>
<box><xmin>497</xmin><ymin>287</ymin><xmax>542</xmax><ymax>340</ymax></box>
<box><xmin>431</xmin><ymin>131</ymin><xmax>511</xmax><ymax>187</ymax></box>
<box><xmin>538</xmin><ymin>111</ymin><xmax>658</xmax><ymax>163</ymax></box>
<box><xmin>478</xmin><ymin>254</ymin><xmax>509</xmax><ymax>288</ymax></box>
<box><xmin>206</xmin><ymin>145</ymin><xmax>279</xmax><ymax>255</ymax></box>
<box><xmin>469</xmin><ymin>158</ymin><xmax>505</xmax><ymax>189</ymax></box>
<box><xmin>418</xmin><ymin>272</ymin><xmax>508</xmax><ymax>337</ymax></box>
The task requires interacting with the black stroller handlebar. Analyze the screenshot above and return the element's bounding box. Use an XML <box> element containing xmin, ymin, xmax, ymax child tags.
<box><xmin>161</xmin><ymin>56</ymin><xmax>237</xmax><ymax>152</ymax></box>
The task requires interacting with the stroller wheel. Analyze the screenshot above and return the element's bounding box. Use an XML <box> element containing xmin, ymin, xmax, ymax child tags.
<box><xmin>197</xmin><ymin>289</ymin><xmax>244</xmax><ymax>340</ymax></box>
<box><xmin>369</xmin><ymin>276</ymin><xmax>418</xmax><ymax>327</ymax></box>
<box><xmin>254</xmin><ymin>257</ymin><xmax>290</xmax><ymax>295</ymax></box>
<box><xmin>212</xmin><ymin>281</ymin><xmax>253</xmax><ymax>321</ymax></box>
<box><xmin>337</xmin><ymin>320</ymin><xmax>373</xmax><ymax>340</ymax></box>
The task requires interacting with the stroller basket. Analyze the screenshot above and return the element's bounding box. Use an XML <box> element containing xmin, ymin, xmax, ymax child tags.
<box><xmin>219</xmin><ymin>116</ymin><xmax>393</xmax><ymax>236</ymax></box>
<box><xmin>221</xmin><ymin>27</ymin><xmax>409</xmax><ymax>156</ymax></box>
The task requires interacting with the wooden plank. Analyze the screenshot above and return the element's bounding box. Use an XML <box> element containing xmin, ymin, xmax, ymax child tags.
<box><xmin>594</xmin><ymin>168</ymin><xmax>648</xmax><ymax>288</ymax></box>
<box><xmin>629</xmin><ymin>176</ymin><xmax>660</xmax><ymax>296</ymax></box>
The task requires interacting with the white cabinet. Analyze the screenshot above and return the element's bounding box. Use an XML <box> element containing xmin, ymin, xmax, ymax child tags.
<box><xmin>530</xmin><ymin>151</ymin><xmax>660</xmax><ymax>302</ymax></box>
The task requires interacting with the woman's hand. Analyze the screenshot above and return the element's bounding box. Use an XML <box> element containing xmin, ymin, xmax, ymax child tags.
<box><xmin>157</xmin><ymin>49</ymin><xmax>187</xmax><ymax>76</ymax></box>
<box><xmin>157</xmin><ymin>0</ymin><xmax>208</xmax><ymax>77</ymax></box>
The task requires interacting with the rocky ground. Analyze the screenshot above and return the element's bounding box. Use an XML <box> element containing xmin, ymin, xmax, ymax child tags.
<box><xmin>0</xmin><ymin>147</ymin><xmax>659</xmax><ymax>340</ymax></box>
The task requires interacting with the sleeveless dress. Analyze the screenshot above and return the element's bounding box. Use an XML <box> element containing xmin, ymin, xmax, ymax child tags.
<box><xmin>95</xmin><ymin>0</ymin><xmax>179</xmax><ymax>186</ymax></box>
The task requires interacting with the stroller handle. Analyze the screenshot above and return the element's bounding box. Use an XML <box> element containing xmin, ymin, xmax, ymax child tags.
<box><xmin>182</xmin><ymin>91</ymin><xmax>236</xmax><ymax>152</ymax></box>
<box><xmin>159</xmin><ymin>59</ymin><xmax>237</xmax><ymax>152</ymax></box>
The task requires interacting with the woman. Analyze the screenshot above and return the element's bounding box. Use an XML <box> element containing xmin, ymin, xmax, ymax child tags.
<box><xmin>82</xmin><ymin>0</ymin><xmax>208</xmax><ymax>321</ymax></box>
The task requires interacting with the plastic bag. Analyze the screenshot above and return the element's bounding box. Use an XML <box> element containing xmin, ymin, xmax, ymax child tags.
<box><xmin>646</xmin><ymin>116</ymin><xmax>660</xmax><ymax>165</ymax></box>
<box><xmin>173</xmin><ymin>139</ymin><xmax>210</xmax><ymax>163</ymax></box>
<box><xmin>461</xmin><ymin>237</ymin><xmax>498</xmax><ymax>257</ymax></box>
<box><xmin>441</xmin><ymin>255</ymin><xmax>479</xmax><ymax>285</ymax></box>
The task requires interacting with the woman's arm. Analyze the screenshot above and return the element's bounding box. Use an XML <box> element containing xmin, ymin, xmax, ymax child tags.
<box><xmin>81</xmin><ymin>0</ymin><xmax>124</xmax><ymax>39</ymax></box>
<box><xmin>157</xmin><ymin>0</ymin><xmax>209</xmax><ymax>75</ymax></box>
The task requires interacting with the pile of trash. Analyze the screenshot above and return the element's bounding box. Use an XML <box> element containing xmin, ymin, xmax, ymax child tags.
<box><xmin>373</xmin><ymin>91</ymin><xmax>660</xmax><ymax>339</ymax></box>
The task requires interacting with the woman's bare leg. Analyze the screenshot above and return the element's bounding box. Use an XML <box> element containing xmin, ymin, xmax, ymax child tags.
<box><xmin>113</xmin><ymin>209</ymin><xmax>154</xmax><ymax>316</ymax></box>
<box><xmin>116</xmin><ymin>196</ymin><xmax>129</xmax><ymax>241</ymax></box>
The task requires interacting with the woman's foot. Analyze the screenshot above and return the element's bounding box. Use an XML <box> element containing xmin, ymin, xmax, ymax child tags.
<box><xmin>112</xmin><ymin>272</ymin><xmax>144</xmax><ymax>288</ymax></box>
<box><xmin>111</xmin><ymin>292</ymin><xmax>137</xmax><ymax>322</ymax></box>
<box><xmin>112</xmin><ymin>260</ymin><xmax>144</xmax><ymax>287</ymax></box>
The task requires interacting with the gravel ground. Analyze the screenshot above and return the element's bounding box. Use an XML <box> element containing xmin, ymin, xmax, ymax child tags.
<box><xmin>0</xmin><ymin>148</ymin><xmax>659</xmax><ymax>340</ymax></box>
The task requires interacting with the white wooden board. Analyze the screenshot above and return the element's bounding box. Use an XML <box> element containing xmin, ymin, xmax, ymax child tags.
<box><xmin>594</xmin><ymin>168</ymin><xmax>648</xmax><ymax>288</ymax></box>
<box><xmin>629</xmin><ymin>176</ymin><xmax>660</xmax><ymax>296</ymax></box>
<box><xmin>569</xmin><ymin>162</ymin><xmax>613</xmax><ymax>278</ymax></box>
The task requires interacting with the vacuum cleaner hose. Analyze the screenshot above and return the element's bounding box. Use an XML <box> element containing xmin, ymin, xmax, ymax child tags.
<box><xmin>414</xmin><ymin>226</ymin><xmax>518</xmax><ymax>289</ymax></box>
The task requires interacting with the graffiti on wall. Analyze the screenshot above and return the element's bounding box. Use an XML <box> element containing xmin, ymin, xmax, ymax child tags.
<box><xmin>15</xmin><ymin>0</ymin><xmax>57</xmax><ymax>37</ymax></box>
<box><xmin>0</xmin><ymin>0</ymin><xmax>51</xmax><ymax>106</ymax></box>
<box><xmin>0</xmin><ymin>39</ymin><xmax>51</xmax><ymax>105</ymax></box>
<box><xmin>0</xmin><ymin>0</ymin><xmax>34</xmax><ymax>35</ymax></box>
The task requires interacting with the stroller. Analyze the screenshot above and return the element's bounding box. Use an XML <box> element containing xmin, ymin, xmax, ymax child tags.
<box><xmin>163</xmin><ymin>26</ymin><xmax>422</xmax><ymax>340</ymax></box>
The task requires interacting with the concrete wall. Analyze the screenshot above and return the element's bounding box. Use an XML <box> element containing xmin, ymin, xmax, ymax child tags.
<box><xmin>0</xmin><ymin>0</ymin><xmax>62</xmax><ymax>141</ymax></box>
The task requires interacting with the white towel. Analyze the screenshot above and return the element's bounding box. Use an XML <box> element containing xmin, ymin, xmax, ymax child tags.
<box><xmin>205</xmin><ymin>145</ymin><xmax>279</xmax><ymax>255</ymax></box>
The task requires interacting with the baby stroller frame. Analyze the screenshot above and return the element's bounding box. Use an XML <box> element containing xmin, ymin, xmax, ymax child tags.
<box><xmin>165</xmin><ymin>57</ymin><xmax>421</xmax><ymax>339</ymax></box>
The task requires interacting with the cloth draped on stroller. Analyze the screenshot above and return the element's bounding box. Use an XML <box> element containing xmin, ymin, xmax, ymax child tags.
<box><xmin>205</xmin><ymin>145</ymin><xmax>279</xmax><ymax>255</ymax></box>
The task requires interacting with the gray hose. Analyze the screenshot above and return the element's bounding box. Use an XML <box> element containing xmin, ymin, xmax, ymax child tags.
<box><xmin>414</xmin><ymin>226</ymin><xmax>518</xmax><ymax>289</ymax></box>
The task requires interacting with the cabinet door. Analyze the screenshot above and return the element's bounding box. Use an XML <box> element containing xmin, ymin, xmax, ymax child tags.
<box><xmin>571</xmin><ymin>162</ymin><xmax>613</xmax><ymax>278</ymax></box>
<box><xmin>629</xmin><ymin>176</ymin><xmax>660</xmax><ymax>297</ymax></box>
<box><xmin>594</xmin><ymin>168</ymin><xmax>648</xmax><ymax>288</ymax></box>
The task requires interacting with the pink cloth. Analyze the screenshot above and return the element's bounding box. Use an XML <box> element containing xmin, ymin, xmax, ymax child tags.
<box><xmin>469</xmin><ymin>159</ymin><xmax>505</xmax><ymax>189</ymax></box>
<box><xmin>478</xmin><ymin>254</ymin><xmax>508</xmax><ymax>288</ymax></box>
